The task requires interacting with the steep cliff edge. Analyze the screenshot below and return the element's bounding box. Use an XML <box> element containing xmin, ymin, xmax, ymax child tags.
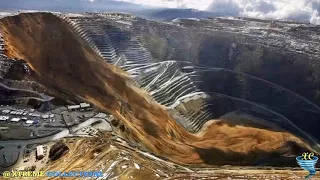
<box><xmin>0</xmin><ymin>12</ymin><xmax>316</xmax><ymax>165</ymax></box>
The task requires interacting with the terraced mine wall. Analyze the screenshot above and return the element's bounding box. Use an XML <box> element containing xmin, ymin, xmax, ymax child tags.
<box><xmin>61</xmin><ymin>13</ymin><xmax>320</xmax><ymax>148</ymax></box>
<box><xmin>144</xmin><ymin>18</ymin><xmax>320</xmax><ymax>107</ymax></box>
<box><xmin>0</xmin><ymin>12</ymin><xmax>319</xmax><ymax>167</ymax></box>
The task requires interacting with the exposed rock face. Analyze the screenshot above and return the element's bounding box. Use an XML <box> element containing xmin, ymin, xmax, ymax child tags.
<box><xmin>139</xmin><ymin>17</ymin><xmax>320</xmax><ymax>107</ymax></box>
<box><xmin>0</xmin><ymin>12</ymin><xmax>317</xmax><ymax>167</ymax></box>
<box><xmin>3</xmin><ymin>59</ymin><xmax>27</xmax><ymax>80</ymax></box>
<box><xmin>49</xmin><ymin>141</ymin><xmax>69</xmax><ymax>161</ymax></box>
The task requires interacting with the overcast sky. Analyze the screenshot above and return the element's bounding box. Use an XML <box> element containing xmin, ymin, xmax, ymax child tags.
<box><xmin>1</xmin><ymin>0</ymin><xmax>319</xmax><ymax>24</ymax></box>
<box><xmin>111</xmin><ymin>0</ymin><xmax>320</xmax><ymax>24</ymax></box>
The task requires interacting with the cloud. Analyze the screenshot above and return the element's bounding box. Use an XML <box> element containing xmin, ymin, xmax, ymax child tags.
<box><xmin>311</xmin><ymin>11</ymin><xmax>320</xmax><ymax>24</ymax></box>
<box><xmin>114</xmin><ymin>0</ymin><xmax>320</xmax><ymax>24</ymax></box>
<box><xmin>207</xmin><ymin>0</ymin><xmax>320</xmax><ymax>24</ymax></box>
<box><xmin>208</xmin><ymin>0</ymin><xmax>241</xmax><ymax>16</ymax></box>
<box><xmin>255</xmin><ymin>1</ymin><xmax>276</xmax><ymax>14</ymax></box>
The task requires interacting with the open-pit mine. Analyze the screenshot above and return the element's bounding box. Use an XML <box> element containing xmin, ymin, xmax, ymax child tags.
<box><xmin>0</xmin><ymin>12</ymin><xmax>319</xmax><ymax>179</ymax></box>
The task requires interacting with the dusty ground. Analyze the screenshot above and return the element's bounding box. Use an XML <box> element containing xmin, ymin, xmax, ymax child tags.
<box><xmin>34</xmin><ymin>135</ymin><xmax>320</xmax><ymax>180</ymax></box>
<box><xmin>0</xmin><ymin>12</ymin><xmax>317</xmax><ymax>167</ymax></box>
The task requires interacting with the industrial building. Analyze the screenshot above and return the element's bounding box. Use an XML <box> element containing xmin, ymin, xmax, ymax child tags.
<box><xmin>41</xmin><ymin>114</ymin><xmax>54</xmax><ymax>119</ymax></box>
<box><xmin>67</xmin><ymin>105</ymin><xmax>80</xmax><ymax>111</ymax></box>
<box><xmin>0</xmin><ymin>116</ymin><xmax>9</xmax><ymax>121</ymax></box>
<box><xmin>26</xmin><ymin>120</ymin><xmax>34</xmax><ymax>124</ymax></box>
<box><xmin>80</xmin><ymin>103</ymin><xmax>91</xmax><ymax>111</ymax></box>
<box><xmin>41</xmin><ymin>114</ymin><xmax>49</xmax><ymax>119</ymax></box>
<box><xmin>10</xmin><ymin>118</ymin><xmax>21</xmax><ymax>122</ymax></box>
<box><xmin>67</xmin><ymin>103</ymin><xmax>91</xmax><ymax>111</ymax></box>
<box><xmin>36</xmin><ymin>145</ymin><xmax>44</xmax><ymax>160</ymax></box>
<box><xmin>2</xmin><ymin>109</ymin><xmax>10</xmax><ymax>114</ymax></box>
<box><xmin>29</xmin><ymin>113</ymin><xmax>40</xmax><ymax>117</ymax></box>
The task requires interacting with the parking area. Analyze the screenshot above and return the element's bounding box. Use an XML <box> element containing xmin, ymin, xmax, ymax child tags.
<box><xmin>0</xmin><ymin>106</ymin><xmax>64</xmax><ymax>139</ymax></box>
<box><xmin>0</xmin><ymin>106</ymin><xmax>59</xmax><ymax>125</ymax></box>
<box><xmin>0</xmin><ymin>103</ymin><xmax>97</xmax><ymax>139</ymax></box>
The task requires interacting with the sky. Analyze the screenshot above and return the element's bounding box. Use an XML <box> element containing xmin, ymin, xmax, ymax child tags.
<box><xmin>111</xmin><ymin>0</ymin><xmax>320</xmax><ymax>24</ymax></box>
<box><xmin>0</xmin><ymin>0</ymin><xmax>319</xmax><ymax>24</ymax></box>
<box><xmin>0</xmin><ymin>0</ymin><xmax>150</xmax><ymax>13</ymax></box>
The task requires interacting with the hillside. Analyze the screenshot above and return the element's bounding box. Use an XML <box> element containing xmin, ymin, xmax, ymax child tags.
<box><xmin>0</xmin><ymin>12</ymin><xmax>316</xmax><ymax>166</ymax></box>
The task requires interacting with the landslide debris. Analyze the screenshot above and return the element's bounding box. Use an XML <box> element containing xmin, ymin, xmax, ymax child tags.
<box><xmin>0</xmin><ymin>12</ymin><xmax>316</xmax><ymax>166</ymax></box>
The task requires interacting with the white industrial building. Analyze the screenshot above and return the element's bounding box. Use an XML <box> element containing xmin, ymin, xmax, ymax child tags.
<box><xmin>41</xmin><ymin>114</ymin><xmax>54</xmax><ymax>120</ymax></box>
<box><xmin>31</xmin><ymin>113</ymin><xmax>40</xmax><ymax>117</ymax></box>
<box><xmin>2</xmin><ymin>109</ymin><xmax>10</xmax><ymax>114</ymax></box>
<box><xmin>36</xmin><ymin>145</ymin><xmax>44</xmax><ymax>160</ymax></box>
<box><xmin>0</xmin><ymin>116</ymin><xmax>9</xmax><ymax>121</ymax></box>
<box><xmin>11</xmin><ymin>118</ymin><xmax>21</xmax><ymax>122</ymax></box>
<box><xmin>26</xmin><ymin>120</ymin><xmax>34</xmax><ymax>124</ymax></box>
<box><xmin>80</xmin><ymin>103</ymin><xmax>91</xmax><ymax>111</ymax></box>
<box><xmin>41</xmin><ymin>114</ymin><xmax>49</xmax><ymax>119</ymax></box>
<box><xmin>80</xmin><ymin>103</ymin><xmax>90</xmax><ymax>108</ymax></box>
<box><xmin>68</xmin><ymin>103</ymin><xmax>91</xmax><ymax>111</ymax></box>
<box><xmin>67</xmin><ymin>105</ymin><xmax>80</xmax><ymax>111</ymax></box>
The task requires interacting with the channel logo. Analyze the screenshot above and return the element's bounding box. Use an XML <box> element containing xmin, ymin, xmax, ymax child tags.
<box><xmin>2</xmin><ymin>170</ymin><xmax>103</xmax><ymax>178</ymax></box>
<box><xmin>296</xmin><ymin>152</ymin><xmax>318</xmax><ymax>179</ymax></box>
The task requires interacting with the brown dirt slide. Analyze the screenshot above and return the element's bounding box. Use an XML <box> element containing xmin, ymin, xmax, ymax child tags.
<box><xmin>0</xmin><ymin>12</ymin><xmax>315</xmax><ymax>166</ymax></box>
